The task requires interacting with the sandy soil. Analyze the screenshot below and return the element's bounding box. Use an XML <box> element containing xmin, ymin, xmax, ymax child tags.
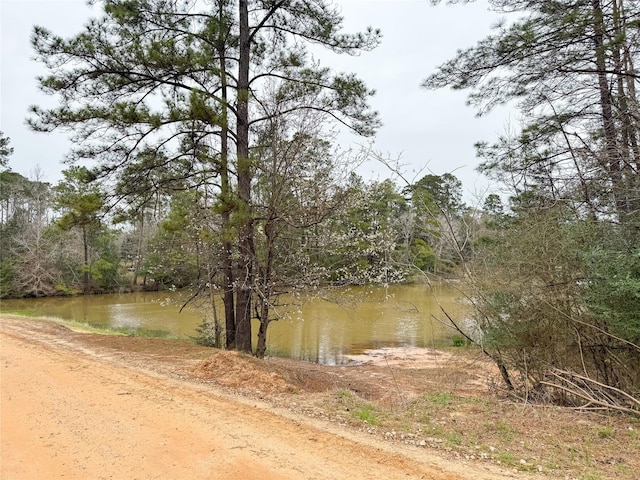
<box><xmin>0</xmin><ymin>316</ymin><xmax>528</xmax><ymax>480</ymax></box>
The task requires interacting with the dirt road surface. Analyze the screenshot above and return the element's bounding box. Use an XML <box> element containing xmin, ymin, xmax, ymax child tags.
<box><xmin>1</xmin><ymin>317</ymin><xmax>524</xmax><ymax>480</ymax></box>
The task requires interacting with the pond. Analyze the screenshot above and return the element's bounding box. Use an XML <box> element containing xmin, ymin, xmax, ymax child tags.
<box><xmin>0</xmin><ymin>283</ymin><xmax>467</xmax><ymax>364</ymax></box>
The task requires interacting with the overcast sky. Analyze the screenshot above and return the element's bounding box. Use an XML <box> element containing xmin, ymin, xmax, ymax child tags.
<box><xmin>1</xmin><ymin>0</ymin><xmax>511</xmax><ymax>202</ymax></box>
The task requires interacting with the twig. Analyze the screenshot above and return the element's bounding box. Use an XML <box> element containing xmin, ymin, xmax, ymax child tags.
<box><xmin>384</xmin><ymin>356</ymin><xmax>405</xmax><ymax>410</ymax></box>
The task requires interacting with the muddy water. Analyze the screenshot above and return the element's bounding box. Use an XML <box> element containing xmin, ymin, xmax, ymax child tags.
<box><xmin>0</xmin><ymin>284</ymin><xmax>466</xmax><ymax>364</ymax></box>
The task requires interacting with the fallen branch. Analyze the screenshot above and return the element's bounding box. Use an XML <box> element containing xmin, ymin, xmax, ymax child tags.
<box><xmin>540</xmin><ymin>368</ymin><xmax>640</xmax><ymax>416</ymax></box>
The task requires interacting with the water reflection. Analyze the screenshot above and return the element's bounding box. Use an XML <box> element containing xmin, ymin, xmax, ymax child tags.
<box><xmin>0</xmin><ymin>284</ymin><xmax>465</xmax><ymax>364</ymax></box>
<box><xmin>108</xmin><ymin>303</ymin><xmax>142</xmax><ymax>329</ymax></box>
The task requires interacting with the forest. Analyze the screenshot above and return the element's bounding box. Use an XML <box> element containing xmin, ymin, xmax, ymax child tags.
<box><xmin>1</xmin><ymin>0</ymin><xmax>639</xmax><ymax>414</ymax></box>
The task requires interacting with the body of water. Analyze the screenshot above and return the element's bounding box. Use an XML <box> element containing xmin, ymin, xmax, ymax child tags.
<box><xmin>0</xmin><ymin>284</ymin><xmax>465</xmax><ymax>364</ymax></box>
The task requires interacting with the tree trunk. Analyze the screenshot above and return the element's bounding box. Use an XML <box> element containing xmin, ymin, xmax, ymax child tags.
<box><xmin>131</xmin><ymin>213</ymin><xmax>144</xmax><ymax>287</ymax></box>
<box><xmin>216</xmin><ymin>2</ymin><xmax>236</xmax><ymax>350</ymax></box>
<box><xmin>209</xmin><ymin>274</ymin><xmax>222</xmax><ymax>348</ymax></box>
<box><xmin>591</xmin><ymin>0</ymin><xmax>626</xmax><ymax>216</ymax></box>
<box><xmin>82</xmin><ymin>224</ymin><xmax>90</xmax><ymax>294</ymax></box>
<box><xmin>255</xmin><ymin>313</ymin><xmax>269</xmax><ymax>359</ymax></box>
<box><xmin>234</xmin><ymin>0</ymin><xmax>254</xmax><ymax>353</ymax></box>
<box><xmin>255</xmin><ymin>217</ymin><xmax>277</xmax><ymax>359</ymax></box>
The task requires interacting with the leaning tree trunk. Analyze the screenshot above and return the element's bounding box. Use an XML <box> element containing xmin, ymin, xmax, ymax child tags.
<box><xmin>255</xmin><ymin>217</ymin><xmax>277</xmax><ymax>359</ymax></box>
<box><xmin>255</xmin><ymin>310</ymin><xmax>270</xmax><ymax>359</ymax></box>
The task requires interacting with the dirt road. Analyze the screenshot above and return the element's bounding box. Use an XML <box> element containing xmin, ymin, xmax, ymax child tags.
<box><xmin>1</xmin><ymin>317</ymin><xmax>521</xmax><ymax>479</ymax></box>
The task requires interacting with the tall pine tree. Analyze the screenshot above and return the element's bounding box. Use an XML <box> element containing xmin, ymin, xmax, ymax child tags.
<box><xmin>30</xmin><ymin>0</ymin><xmax>380</xmax><ymax>353</ymax></box>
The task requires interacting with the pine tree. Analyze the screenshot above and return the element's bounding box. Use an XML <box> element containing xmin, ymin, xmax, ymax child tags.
<box><xmin>30</xmin><ymin>0</ymin><xmax>381</xmax><ymax>353</ymax></box>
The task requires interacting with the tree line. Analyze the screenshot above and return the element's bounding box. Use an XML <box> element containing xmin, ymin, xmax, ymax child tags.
<box><xmin>1</xmin><ymin>133</ymin><xmax>470</xmax><ymax>348</ymax></box>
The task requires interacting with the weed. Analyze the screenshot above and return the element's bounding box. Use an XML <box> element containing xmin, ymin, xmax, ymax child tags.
<box><xmin>446</xmin><ymin>432</ymin><xmax>462</xmax><ymax>446</ymax></box>
<box><xmin>597</xmin><ymin>426</ymin><xmax>614</xmax><ymax>439</ymax></box>
<box><xmin>336</xmin><ymin>390</ymin><xmax>352</xmax><ymax>400</ymax></box>
<box><xmin>496</xmin><ymin>452</ymin><xmax>515</xmax><ymax>465</ymax></box>
<box><xmin>496</xmin><ymin>419</ymin><xmax>515</xmax><ymax>442</ymax></box>
<box><xmin>579</xmin><ymin>472</ymin><xmax>604</xmax><ymax>480</ymax></box>
<box><xmin>581</xmin><ymin>442</ymin><xmax>595</xmax><ymax>466</ymax></box>
<box><xmin>615</xmin><ymin>464</ymin><xmax>630</xmax><ymax>475</ymax></box>
<box><xmin>428</xmin><ymin>392</ymin><xmax>454</xmax><ymax>406</ymax></box>
<box><xmin>417</xmin><ymin>412</ymin><xmax>431</xmax><ymax>424</ymax></box>
<box><xmin>352</xmin><ymin>404</ymin><xmax>379</xmax><ymax>425</ymax></box>
<box><xmin>421</xmin><ymin>424</ymin><xmax>444</xmax><ymax>437</ymax></box>
<box><xmin>462</xmin><ymin>396</ymin><xmax>487</xmax><ymax>406</ymax></box>
<box><xmin>516</xmin><ymin>462</ymin><xmax>537</xmax><ymax>473</ymax></box>
<box><xmin>568</xmin><ymin>447</ymin><xmax>579</xmax><ymax>461</ymax></box>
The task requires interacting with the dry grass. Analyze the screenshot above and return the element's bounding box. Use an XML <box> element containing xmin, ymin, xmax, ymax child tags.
<box><xmin>189</xmin><ymin>346</ymin><xmax>640</xmax><ymax>480</ymax></box>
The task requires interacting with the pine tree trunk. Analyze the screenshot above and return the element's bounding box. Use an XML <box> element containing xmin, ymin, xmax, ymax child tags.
<box><xmin>216</xmin><ymin>2</ymin><xmax>236</xmax><ymax>350</ymax></box>
<box><xmin>591</xmin><ymin>0</ymin><xmax>626</xmax><ymax>216</ymax></box>
<box><xmin>234</xmin><ymin>0</ymin><xmax>254</xmax><ymax>353</ymax></box>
